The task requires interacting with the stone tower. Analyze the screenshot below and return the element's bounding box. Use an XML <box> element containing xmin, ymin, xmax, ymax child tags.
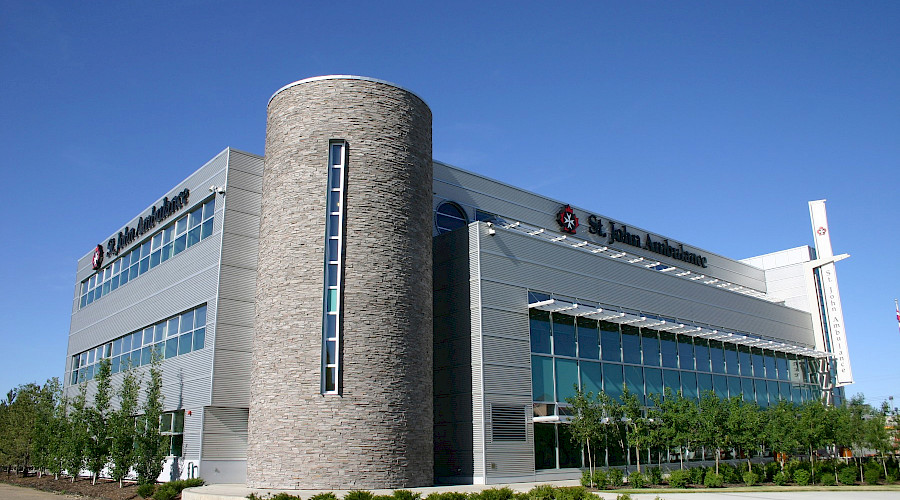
<box><xmin>247</xmin><ymin>76</ymin><xmax>434</xmax><ymax>489</ymax></box>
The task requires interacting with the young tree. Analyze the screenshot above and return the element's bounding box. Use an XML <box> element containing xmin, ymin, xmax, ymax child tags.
<box><xmin>30</xmin><ymin>378</ymin><xmax>62</xmax><ymax>478</ymax></box>
<box><xmin>798</xmin><ymin>399</ymin><xmax>828</xmax><ymax>483</ymax></box>
<box><xmin>866</xmin><ymin>401</ymin><xmax>893</xmax><ymax>479</ymax></box>
<box><xmin>85</xmin><ymin>359</ymin><xmax>112</xmax><ymax>484</ymax></box>
<box><xmin>109</xmin><ymin>367</ymin><xmax>140</xmax><ymax>487</ymax></box>
<box><xmin>1</xmin><ymin>383</ymin><xmax>41</xmax><ymax>475</ymax></box>
<box><xmin>764</xmin><ymin>399</ymin><xmax>799</xmax><ymax>470</ymax></box>
<box><xmin>566</xmin><ymin>387</ymin><xmax>603</xmax><ymax>486</ymax></box>
<box><xmin>727</xmin><ymin>396</ymin><xmax>761</xmax><ymax>469</ymax></box>
<box><xmin>621</xmin><ymin>387</ymin><xmax>648</xmax><ymax>473</ymax></box>
<box><xmin>698</xmin><ymin>390</ymin><xmax>729</xmax><ymax>474</ymax></box>
<box><xmin>48</xmin><ymin>393</ymin><xmax>70</xmax><ymax>480</ymax></box>
<box><xmin>135</xmin><ymin>357</ymin><xmax>166</xmax><ymax>485</ymax></box>
<box><xmin>63</xmin><ymin>384</ymin><xmax>89</xmax><ymax>482</ymax></box>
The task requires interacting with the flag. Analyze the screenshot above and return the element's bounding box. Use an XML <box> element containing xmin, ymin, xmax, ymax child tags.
<box><xmin>896</xmin><ymin>299</ymin><xmax>900</xmax><ymax>335</ymax></box>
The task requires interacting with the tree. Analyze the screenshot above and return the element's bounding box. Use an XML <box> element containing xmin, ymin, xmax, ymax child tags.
<box><xmin>135</xmin><ymin>356</ymin><xmax>165</xmax><ymax>485</ymax></box>
<box><xmin>47</xmin><ymin>392</ymin><xmax>70</xmax><ymax>479</ymax></box>
<box><xmin>110</xmin><ymin>366</ymin><xmax>140</xmax><ymax>487</ymax></box>
<box><xmin>698</xmin><ymin>390</ymin><xmax>729</xmax><ymax>474</ymax></box>
<box><xmin>764</xmin><ymin>399</ymin><xmax>799</xmax><ymax>470</ymax></box>
<box><xmin>0</xmin><ymin>383</ymin><xmax>41</xmax><ymax>474</ymax></box>
<box><xmin>566</xmin><ymin>387</ymin><xmax>603</xmax><ymax>486</ymax></box>
<box><xmin>865</xmin><ymin>401</ymin><xmax>893</xmax><ymax>479</ymax></box>
<box><xmin>797</xmin><ymin>399</ymin><xmax>828</xmax><ymax>483</ymax></box>
<box><xmin>85</xmin><ymin>359</ymin><xmax>112</xmax><ymax>484</ymax></box>
<box><xmin>727</xmin><ymin>396</ymin><xmax>761</xmax><ymax>469</ymax></box>
<box><xmin>30</xmin><ymin>378</ymin><xmax>62</xmax><ymax>478</ymax></box>
<box><xmin>63</xmin><ymin>384</ymin><xmax>89</xmax><ymax>482</ymax></box>
<box><xmin>621</xmin><ymin>387</ymin><xmax>648</xmax><ymax>473</ymax></box>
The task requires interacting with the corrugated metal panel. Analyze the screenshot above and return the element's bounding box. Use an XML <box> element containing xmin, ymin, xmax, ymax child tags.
<box><xmin>482</xmin><ymin>336</ymin><xmax>530</xmax><ymax>368</ymax></box>
<box><xmin>480</xmin><ymin>281</ymin><xmax>527</xmax><ymax>311</ymax></box>
<box><xmin>480</xmin><ymin>308</ymin><xmax>529</xmax><ymax>341</ymax></box>
<box><xmin>226</xmin><ymin>169</ymin><xmax>263</xmax><ymax>194</ymax></box>
<box><xmin>468</xmin><ymin>224</ymin><xmax>486</xmax><ymax>479</ymax></box>
<box><xmin>220</xmin><ymin>233</ymin><xmax>259</xmax><ymax>269</ymax></box>
<box><xmin>202</xmin><ymin>407</ymin><xmax>249</xmax><ymax>459</ymax></box>
<box><xmin>221</xmin><ymin>211</ymin><xmax>261</xmax><ymax>239</ymax></box>
<box><xmin>210</xmin><ymin>377</ymin><xmax>251</xmax><ymax>407</ymax></box>
<box><xmin>476</xmin><ymin>229</ymin><xmax>815</xmax><ymax>346</ymax></box>
<box><xmin>226</xmin><ymin>149</ymin><xmax>264</xmax><ymax>176</ymax></box>
<box><xmin>223</xmin><ymin>186</ymin><xmax>262</xmax><ymax>216</ymax></box>
<box><xmin>218</xmin><ymin>266</ymin><xmax>257</xmax><ymax>302</ymax></box>
<box><xmin>433</xmin><ymin>162</ymin><xmax>767</xmax><ymax>291</ymax></box>
<box><xmin>216</xmin><ymin>299</ymin><xmax>254</xmax><ymax>328</ymax></box>
<box><xmin>483</xmin><ymin>365</ymin><xmax>531</xmax><ymax>397</ymax></box>
<box><xmin>212</xmin><ymin>323</ymin><xmax>253</xmax><ymax>352</ymax></box>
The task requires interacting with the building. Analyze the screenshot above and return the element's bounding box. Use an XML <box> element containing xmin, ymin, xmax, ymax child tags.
<box><xmin>64</xmin><ymin>76</ymin><xmax>850</xmax><ymax>488</ymax></box>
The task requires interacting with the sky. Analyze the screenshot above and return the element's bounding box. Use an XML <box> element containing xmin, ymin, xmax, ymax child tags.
<box><xmin>1</xmin><ymin>1</ymin><xmax>898</xmax><ymax>405</ymax></box>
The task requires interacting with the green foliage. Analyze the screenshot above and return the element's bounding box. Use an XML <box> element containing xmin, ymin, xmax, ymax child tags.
<box><xmin>773</xmin><ymin>471</ymin><xmax>789</xmax><ymax>485</ymax></box>
<box><xmin>793</xmin><ymin>469</ymin><xmax>811</xmax><ymax>486</ymax></box>
<box><xmin>527</xmin><ymin>485</ymin><xmax>555</xmax><ymax>500</ymax></box>
<box><xmin>627</xmin><ymin>471</ymin><xmax>644</xmax><ymax>488</ymax></box>
<box><xmin>345</xmin><ymin>491</ymin><xmax>376</xmax><ymax>500</ymax></box>
<box><xmin>607</xmin><ymin>468</ymin><xmax>624</xmax><ymax>487</ymax></box>
<box><xmin>309</xmin><ymin>494</ymin><xmax>338</xmax><ymax>500</ymax></box>
<box><xmin>819</xmin><ymin>473</ymin><xmax>836</xmax><ymax>486</ymax></box>
<box><xmin>580</xmin><ymin>469</ymin><xmax>593</xmax><ymax>488</ymax></box>
<box><xmin>63</xmin><ymin>384</ymin><xmax>89</xmax><ymax>481</ymax></box>
<box><xmin>393</xmin><ymin>490</ymin><xmax>421</xmax><ymax>500</ymax></box>
<box><xmin>473</xmin><ymin>488</ymin><xmax>515</xmax><ymax>500</ymax></box>
<box><xmin>425</xmin><ymin>494</ymin><xmax>469</xmax><ymax>500</ymax></box>
<box><xmin>703</xmin><ymin>471</ymin><xmax>723</xmax><ymax>488</ymax></box>
<box><xmin>742</xmin><ymin>471</ymin><xmax>758</xmax><ymax>486</ymax></box>
<box><xmin>110</xmin><ymin>367</ymin><xmax>140</xmax><ymax>484</ymax></box>
<box><xmin>556</xmin><ymin>486</ymin><xmax>589</xmax><ymax>500</ymax></box>
<box><xmin>646</xmin><ymin>467</ymin><xmax>662</xmax><ymax>485</ymax></box>
<box><xmin>614</xmin><ymin>494</ymin><xmax>631</xmax><ymax>500</ymax></box>
<box><xmin>373</xmin><ymin>495</ymin><xmax>394</xmax><ymax>500</ymax></box>
<box><xmin>135</xmin><ymin>358</ymin><xmax>166</xmax><ymax>485</ymax></box>
<box><xmin>865</xmin><ymin>466</ymin><xmax>881</xmax><ymax>485</ymax></box>
<box><xmin>688</xmin><ymin>466</ymin><xmax>705</xmax><ymax>485</ymax></box>
<box><xmin>719</xmin><ymin>463</ymin><xmax>739</xmax><ymax>484</ymax></box>
<box><xmin>667</xmin><ymin>469</ymin><xmax>691</xmax><ymax>488</ymax></box>
<box><xmin>167</xmin><ymin>478</ymin><xmax>206</xmax><ymax>491</ymax></box>
<box><xmin>152</xmin><ymin>485</ymin><xmax>177</xmax><ymax>500</ymax></box>
<box><xmin>591</xmin><ymin>469</ymin><xmax>608</xmax><ymax>489</ymax></box>
<box><xmin>137</xmin><ymin>483</ymin><xmax>157</xmax><ymax>498</ymax></box>
<box><xmin>764</xmin><ymin>460</ymin><xmax>781</xmax><ymax>481</ymax></box>
<box><xmin>85</xmin><ymin>358</ymin><xmax>112</xmax><ymax>483</ymax></box>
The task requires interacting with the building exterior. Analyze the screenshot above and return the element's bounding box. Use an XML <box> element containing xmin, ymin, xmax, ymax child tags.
<box><xmin>64</xmin><ymin>76</ymin><xmax>850</xmax><ymax>488</ymax></box>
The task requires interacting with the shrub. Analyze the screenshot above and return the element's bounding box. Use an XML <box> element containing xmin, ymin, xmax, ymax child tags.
<box><xmin>526</xmin><ymin>485</ymin><xmax>555</xmax><ymax>500</ymax></box>
<box><xmin>591</xmin><ymin>470</ymin><xmax>608</xmax><ymax>489</ymax></box>
<box><xmin>667</xmin><ymin>469</ymin><xmax>691</xmax><ymax>488</ymax></box>
<box><xmin>270</xmin><ymin>494</ymin><xmax>302</xmax><ymax>500</ymax></box>
<box><xmin>167</xmin><ymin>478</ymin><xmax>206</xmax><ymax>492</ymax></box>
<box><xmin>137</xmin><ymin>483</ymin><xmax>157</xmax><ymax>498</ymax></box>
<box><xmin>703</xmin><ymin>472</ymin><xmax>723</xmax><ymax>488</ymax></box>
<box><xmin>627</xmin><ymin>471</ymin><xmax>644</xmax><ymax>488</ymax></box>
<box><xmin>426</xmin><ymin>494</ymin><xmax>468</xmax><ymax>500</ymax></box>
<box><xmin>820</xmin><ymin>473</ymin><xmax>836</xmax><ymax>486</ymax></box>
<box><xmin>719</xmin><ymin>463</ymin><xmax>739</xmax><ymax>484</ymax></box>
<box><xmin>607</xmin><ymin>469</ymin><xmax>624</xmax><ymax>488</ymax></box>
<box><xmin>311</xmin><ymin>495</ymin><xmax>339</xmax><ymax>500</ymax></box>
<box><xmin>793</xmin><ymin>469</ymin><xmax>811</xmax><ymax>486</ymax></box>
<box><xmin>153</xmin><ymin>485</ymin><xmax>177</xmax><ymax>500</ymax></box>
<box><xmin>476</xmin><ymin>488</ymin><xmax>516</xmax><ymax>500</ymax></box>
<box><xmin>373</xmin><ymin>496</ymin><xmax>394</xmax><ymax>500</ymax></box>
<box><xmin>865</xmin><ymin>467</ymin><xmax>881</xmax><ymax>485</ymax></box>
<box><xmin>346</xmin><ymin>491</ymin><xmax>376</xmax><ymax>500</ymax></box>
<box><xmin>689</xmin><ymin>466</ymin><xmax>705</xmax><ymax>485</ymax></box>
<box><xmin>838</xmin><ymin>466</ymin><xmax>857</xmax><ymax>485</ymax></box>
<box><xmin>773</xmin><ymin>471</ymin><xmax>789</xmax><ymax>486</ymax></box>
<box><xmin>742</xmin><ymin>471</ymin><xmax>758</xmax><ymax>486</ymax></box>
<box><xmin>393</xmin><ymin>491</ymin><xmax>421</xmax><ymax>500</ymax></box>
<box><xmin>580</xmin><ymin>470</ymin><xmax>593</xmax><ymax>488</ymax></box>
<box><xmin>764</xmin><ymin>461</ymin><xmax>780</xmax><ymax>482</ymax></box>
<box><xmin>615</xmin><ymin>494</ymin><xmax>631</xmax><ymax>500</ymax></box>
<box><xmin>556</xmin><ymin>486</ymin><xmax>589</xmax><ymax>500</ymax></box>
<box><xmin>887</xmin><ymin>471</ymin><xmax>898</xmax><ymax>483</ymax></box>
<box><xmin>646</xmin><ymin>467</ymin><xmax>662</xmax><ymax>485</ymax></box>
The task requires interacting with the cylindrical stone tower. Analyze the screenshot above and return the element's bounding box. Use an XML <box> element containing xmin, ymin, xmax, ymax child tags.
<box><xmin>247</xmin><ymin>76</ymin><xmax>434</xmax><ymax>489</ymax></box>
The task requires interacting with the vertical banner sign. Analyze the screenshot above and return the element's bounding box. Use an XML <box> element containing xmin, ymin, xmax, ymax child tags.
<box><xmin>809</xmin><ymin>200</ymin><xmax>853</xmax><ymax>386</ymax></box>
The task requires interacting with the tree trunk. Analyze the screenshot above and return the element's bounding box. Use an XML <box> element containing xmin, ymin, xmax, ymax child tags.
<box><xmin>715</xmin><ymin>449</ymin><xmax>720</xmax><ymax>475</ymax></box>
<box><xmin>586</xmin><ymin>439</ymin><xmax>594</xmax><ymax>487</ymax></box>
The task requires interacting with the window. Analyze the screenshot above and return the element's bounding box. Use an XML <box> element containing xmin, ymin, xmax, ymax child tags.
<box><xmin>160</xmin><ymin>410</ymin><xmax>185</xmax><ymax>457</ymax></box>
<box><xmin>435</xmin><ymin>201</ymin><xmax>469</xmax><ymax>234</ymax></box>
<box><xmin>79</xmin><ymin>197</ymin><xmax>216</xmax><ymax>309</ymax></box>
<box><xmin>322</xmin><ymin>141</ymin><xmax>346</xmax><ymax>394</ymax></box>
<box><xmin>70</xmin><ymin>304</ymin><xmax>207</xmax><ymax>383</ymax></box>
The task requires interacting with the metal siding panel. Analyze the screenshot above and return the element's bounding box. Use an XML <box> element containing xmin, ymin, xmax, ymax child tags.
<box><xmin>226</xmin><ymin>169</ymin><xmax>263</xmax><ymax>194</ymax></box>
<box><xmin>218</xmin><ymin>266</ymin><xmax>257</xmax><ymax>302</ymax></box>
<box><xmin>222</xmin><ymin>211</ymin><xmax>261</xmax><ymax>239</ymax></box>
<box><xmin>202</xmin><ymin>407</ymin><xmax>249</xmax><ymax>459</ymax></box>
<box><xmin>482</xmin><ymin>365</ymin><xmax>531</xmax><ymax>397</ymax></box>
<box><xmin>226</xmin><ymin>149</ymin><xmax>264</xmax><ymax>176</ymax></box>
<box><xmin>212</xmin><ymin>323</ymin><xmax>253</xmax><ymax>352</ymax></box>
<box><xmin>223</xmin><ymin>186</ymin><xmax>261</xmax><ymax>216</ymax></box>
<box><xmin>476</xmin><ymin>229</ymin><xmax>815</xmax><ymax>346</ymax></box>
<box><xmin>482</xmin><ymin>335</ymin><xmax>530</xmax><ymax>369</ymax></box>
<box><xmin>480</xmin><ymin>308</ymin><xmax>529</xmax><ymax>341</ymax></box>
<box><xmin>216</xmin><ymin>298</ymin><xmax>255</xmax><ymax>328</ymax></box>
<box><xmin>468</xmin><ymin>224</ymin><xmax>486</xmax><ymax>479</ymax></box>
<box><xmin>220</xmin><ymin>233</ymin><xmax>259</xmax><ymax>268</ymax></box>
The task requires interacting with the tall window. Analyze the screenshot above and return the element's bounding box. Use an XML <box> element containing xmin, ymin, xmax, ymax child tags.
<box><xmin>322</xmin><ymin>141</ymin><xmax>346</xmax><ymax>394</ymax></box>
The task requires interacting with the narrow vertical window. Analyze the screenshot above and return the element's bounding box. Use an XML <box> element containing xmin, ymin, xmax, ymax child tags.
<box><xmin>322</xmin><ymin>140</ymin><xmax>346</xmax><ymax>394</ymax></box>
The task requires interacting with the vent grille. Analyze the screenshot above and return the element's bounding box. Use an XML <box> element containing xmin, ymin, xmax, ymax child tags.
<box><xmin>491</xmin><ymin>404</ymin><xmax>527</xmax><ymax>442</ymax></box>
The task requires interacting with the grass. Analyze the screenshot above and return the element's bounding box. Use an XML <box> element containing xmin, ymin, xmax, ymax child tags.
<box><xmin>603</xmin><ymin>483</ymin><xmax>900</xmax><ymax>494</ymax></box>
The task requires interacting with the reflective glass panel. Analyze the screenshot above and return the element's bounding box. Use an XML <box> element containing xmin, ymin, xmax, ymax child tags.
<box><xmin>641</xmin><ymin>329</ymin><xmax>660</xmax><ymax>367</ymax></box>
<box><xmin>709</xmin><ymin>341</ymin><xmax>725</xmax><ymax>373</ymax></box>
<box><xmin>577</xmin><ymin>318</ymin><xmax>599</xmax><ymax>360</ymax></box>
<box><xmin>681</xmin><ymin>371</ymin><xmax>698</xmax><ymax>401</ymax></box>
<box><xmin>677</xmin><ymin>336</ymin><xmax>694</xmax><ymax>370</ymax></box>
<box><xmin>532</xmin><ymin>355</ymin><xmax>554</xmax><ymax>402</ymax></box>
<box><xmin>624</xmin><ymin>365</ymin><xmax>643</xmax><ymax>401</ymax></box>
<box><xmin>580</xmin><ymin>361</ymin><xmax>602</xmax><ymax>395</ymax></box>
<box><xmin>530</xmin><ymin>310</ymin><xmax>552</xmax><ymax>354</ymax></box>
<box><xmin>660</xmin><ymin>332</ymin><xmax>678</xmax><ymax>368</ymax></box>
<box><xmin>621</xmin><ymin>325</ymin><xmax>641</xmax><ymax>364</ymax></box>
<box><xmin>645</xmin><ymin>367</ymin><xmax>663</xmax><ymax>404</ymax></box>
<box><xmin>725</xmin><ymin>344</ymin><xmax>740</xmax><ymax>375</ymax></box>
<box><xmin>694</xmin><ymin>339</ymin><xmax>710</xmax><ymax>372</ymax></box>
<box><xmin>555</xmin><ymin>358</ymin><xmax>579</xmax><ymax>403</ymax></box>
<box><xmin>552</xmin><ymin>314</ymin><xmax>576</xmax><ymax>357</ymax></box>
<box><xmin>603</xmin><ymin>363</ymin><xmax>624</xmax><ymax>400</ymax></box>
<box><xmin>600</xmin><ymin>322</ymin><xmax>621</xmax><ymax>362</ymax></box>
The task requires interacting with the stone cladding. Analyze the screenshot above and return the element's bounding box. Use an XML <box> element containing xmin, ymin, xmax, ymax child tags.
<box><xmin>247</xmin><ymin>76</ymin><xmax>434</xmax><ymax>489</ymax></box>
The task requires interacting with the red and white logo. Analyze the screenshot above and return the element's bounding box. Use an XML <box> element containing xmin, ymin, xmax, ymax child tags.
<box><xmin>556</xmin><ymin>205</ymin><xmax>579</xmax><ymax>234</ymax></box>
<box><xmin>91</xmin><ymin>244</ymin><xmax>104</xmax><ymax>270</ymax></box>
<box><xmin>817</xmin><ymin>227</ymin><xmax>827</xmax><ymax>236</ymax></box>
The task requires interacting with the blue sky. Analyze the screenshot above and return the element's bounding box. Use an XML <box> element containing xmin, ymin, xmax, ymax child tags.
<box><xmin>1</xmin><ymin>1</ymin><xmax>898</xmax><ymax>405</ymax></box>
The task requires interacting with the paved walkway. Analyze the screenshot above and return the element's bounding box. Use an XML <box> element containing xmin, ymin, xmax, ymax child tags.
<box><xmin>183</xmin><ymin>482</ymin><xmax>900</xmax><ymax>500</ymax></box>
<box><xmin>0</xmin><ymin>483</ymin><xmax>81</xmax><ymax>500</ymax></box>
